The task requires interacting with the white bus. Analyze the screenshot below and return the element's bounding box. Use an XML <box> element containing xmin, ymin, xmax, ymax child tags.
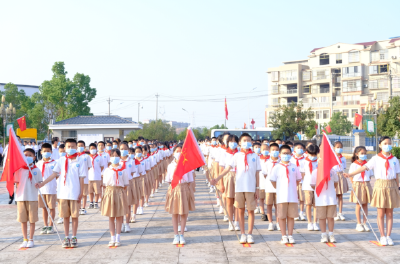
<box><xmin>211</xmin><ymin>128</ymin><xmax>274</xmax><ymax>141</ymax></box>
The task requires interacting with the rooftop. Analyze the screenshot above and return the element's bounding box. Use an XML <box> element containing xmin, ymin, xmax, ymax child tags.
<box><xmin>53</xmin><ymin>115</ymin><xmax>138</xmax><ymax>125</ymax></box>
<box><xmin>0</xmin><ymin>83</ymin><xmax>39</xmax><ymax>88</ymax></box>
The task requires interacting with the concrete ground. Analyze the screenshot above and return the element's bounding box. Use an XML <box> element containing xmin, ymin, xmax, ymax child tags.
<box><xmin>1</xmin><ymin>171</ymin><xmax>400</xmax><ymax>264</ymax></box>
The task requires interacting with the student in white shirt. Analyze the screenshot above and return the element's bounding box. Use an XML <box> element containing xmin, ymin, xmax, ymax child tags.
<box><xmin>291</xmin><ymin>142</ymin><xmax>306</xmax><ymax>221</ymax></box>
<box><xmin>252</xmin><ymin>142</ymin><xmax>263</xmax><ymax>216</ymax></box>
<box><xmin>36</xmin><ymin>138</ymin><xmax>86</xmax><ymax>248</ymax></box>
<box><xmin>270</xmin><ymin>145</ymin><xmax>302</xmax><ymax>244</ymax></box>
<box><xmin>37</xmin><ymin>143</ymin><xmax>58</xmax><ymax>235</ymax></box>
<box><xmin>51</xmin><ymin>139</ymin><xmax>60</xmax><ymax>160</ymax></box>
<box><xmin>212</xmin><ymin>133</ymin><xmax>261</xmax><ymax>244</ymax></box>
<box><xmin>134</xmin><ymin>146</ymin><xmax>147</xmax><ymax>215</ymax></box>
<box><xmin>77</xmin><ymin>140</ymin><xmax>92</xmax><ymax>215</ymax></box>
<box><xmin>344</xmin><ymin>137</ymin><xmax>400</xmax><ymax>246</ymax></box>
<box><xmin>88</xmin><ymin>143</ymin><xmax>105</xmax><ymax>209</ymax></box>
<box><xmin>333</xmin><ymin>141</ymin><xmax>348</xmax><ymax>221</ymax></box>
<box><xmin>217</xmin><ymin>133</ymin><xmax>231</xmax><ymax>217</ymax></box>
<box><xmin>208</xmin><ymin>137</ymin><xmax>218</xmax><ymax>193</ymax></box>
<box><xmin>15</xmin><ymin>148</ymin><xmax>42</xmax><ymax>248</ymax></box>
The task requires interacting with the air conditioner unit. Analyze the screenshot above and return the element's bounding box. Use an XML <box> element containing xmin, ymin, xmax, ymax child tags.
<box><xmin>364</xmin><ymin>84</ymin><xmax>368</xmax><ymax>88</ymax></box>
<box><xmin>392</xmin><ymin>56</ymin><xmax>397</xmax><ymax>59</ymax></box>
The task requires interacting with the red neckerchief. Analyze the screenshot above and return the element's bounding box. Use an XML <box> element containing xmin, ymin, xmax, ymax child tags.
<box><xmin>111</xmin><ymin>163</ymin><xmax>126</xmax><ymax>185</ymax></box>
<box><xmin>240</xmin><ymin>149</ymin><xmax>253</xmax><ymax>171</ymax></box>
<box><xmin>305</xmin><ymin>157</ymin><xmax>317</xmax><ymax>174</ymax></box>
<box><xmin>378</xmin><ymin>152</ymin><xmax>395</xmax><ymax>177</ymax></box>
<box><xmin>77</xmin><ymin>152</ymin><xmax>85</xmax><ymax>157</ymax></box>
<box><xmin>260</xmin><ymin>155</ymin><xmax>270</xmax><ymax>161</ymax></box>
<box><xmin>221</xmin><ymin>145</ymin><xmax>227</xmax><ymax>150</ymax></box>
<box><xmin>354</xmin><ymin>160</ymin><xmax>367</xmax><ymax>181</ymax></box>
<box><xmin>106</xmin><ymin>150</ymin><xmax>111</xmax><ymax>155</ymax></box>
<box><xmin>271</xmin><ymin>159</ymin><xmax>279</xmax><ymax>168</ymax></box>
<box><xmin>292</xmin><ymin>155</ymin><xmax>304</xmax><ymax>167</ymax></box>
<box><xmin>22</xmin><ymin>164</ymin><xmax>38</xmax><ymax>182</ymax></box>
<box><xmin>41</xmin><ymin>159</ymin><xmax>54</xmax><ymax>177</ymax></box>
<box><xmin>134</xmin><ymin>159</ymin><xmax>141</xmax><ymax>165</ymax></box>
<box><xmin>226</xmin><ymin>148</ymin><xmax>238</xmax><ymax>155</ymax></box>
<box><xmin>337</xmin><ymin>154</ymin><xmax>343</xmax><ymax>164</ymax></box>
<box><xmin>279</xmin><ymin>162</ymin><xmax>290</xmax><ymax>182</ymax></box>
<box><xmin>147</xmin><ymin>153</ymin><xmax>150</xmax><ymax>157</ymax></box>
<box><xmin>90</xmin><ymin>154</ymin><xmax>99</xmax><ymax>173</ymax></box>
<box><xmin>162</xmin><ymin>148</ymin><xmax>167</xmax><ymax>151</ymax></box>
<box><xmin>64</xmin><ymin>153</ymin><xmax>78</xmax><ymax>185</ymax></box>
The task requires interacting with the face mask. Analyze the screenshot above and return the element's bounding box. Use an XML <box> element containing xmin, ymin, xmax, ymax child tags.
<box><xmin>113</xmin><ymin>145</ymin><xmax>118</xmax><ymax>149</ymax></box>
<box><xmin>60</xmin><ymin>152</ymin><xmax>66</xmax><ymax>157</ymax></box>
<box><xmin>26</xmin><ymin>157</ymin><xmax>34</xmax><ymax>164</ymax></box>
<box><xmin>121</xmin><ymin>150</ymin><xmax>129</xmax><ymax>157</ymax></box>
<box><xmin>129</xmin><ymin>154</ymin><xmax>135</xmax><ymax>159</ymax></box>
<box><xmin>281</xmin><ymin>154</ymin><xmax>291</xmax><ymax>162</ymax></box>
<box><xmin>43</xmin><ymin>152</ymin><xmax>52</xmax><ymax>159</ymax></box>
<box><xmin>295</xmin><ymin>149</ymin><xmax>304</xmax><ymax>155</ymax></box>
<box><xmin>133</xmin><ymin>143</ymin><xmax>137</xmax><ymax>146</ymax></box>
<box><xmin>160</xmin><ymin>145</ymin><xmax>164</xmax><ymax>148</ymax></box>
<box><xmin>110</xmin><ymin>157</ymin><xmax>120</xmax><ymax>164</ymax></box>
<box><xmin>359</xmin><ymin>154</ymin><xmax>367</xmax><ymax>161</ymax></box>
<box><xmin>106</xmin><ymin>146</ymin><xmax>112</xmax><ymax>151</ymax></box>
<box><xmin>241</xmin><ymin>142</ymin><xmax>252</xmax><ymax>149</ymax></box>
<box><xmin>335</xmin><ymin>148</ymin><xmax>343</xmax><ymax>154</ymax></box>
<box><xmin>211</xmin><ymin>141</ymin><xmax>217</xmax><ymax>146</ymax></box>
<box><xmin>78</xmin><ymin>147</ymin><xmax>85</xmax><ymax>153</ymax></box>
<box><xmin>128</xmin><ymin>144</ymin><xmax>133</xmax><ymax>148</ymax></box>
<box><xmin>278</xmin><ymin>144</ymin><xmax>282</xmax><ymax>148</ymax></box>
<box><xmin>140</xmin><ymin>142</ymin><xmax>144</xmax><ymax>145</ymax></box>
<box><xmin>174</xmin><ymin>153</ymin><xmax>181</xmax><ymax>160</ymax></box>
<box><xmin>229</xmin><ymin>142</ymin><xmax>238</xmax><ymax>149</ymax></box>
<box><xmin>136</xmin><ymin>153</ymin><xmax>142</xmax><ymax>158</ymax></box>
<box><xmin>267</xmin><ymin>143</ymin><xmax>270</xmax><ymax>146</ymax></box>
<box><xmin>254</xmin><ymin>148</ymin><xmax>261</xmax><ymax>154</ymax></box>
<box><xmin>382</xmin><ymin>145</ymin><xmax>393</xmax><ymax>152</ymax></box>
<box><xmin>90</xmin><ymin>149</ymin><xmax>97</xmax><ymax>155</ymax></box>
<box><xmin>262</xmin><ymin>150</ymin><xmax>269</xmax><ymax>156</ymax></box>
<box><xmin>237</xmin><ymin>147</ymin><xmax>241</xmax><ymax>151</ymax></box>
<box><xmin>66</xmin><ymin>149</ymin><xmax>77</xmax><ymax>155</ymax></box>
<box><xmin>309</xmin><ymin>156</ymin><xmax>317</xmax><ymax>161</ymax></box>
<box><xmin>271</xmin><ymin>150</ymin><xmax>279</xmax><ymax>158</ymax></box>
<box><xmin>206</xmin><ymin>142</ymin><xmax>210</xmax><ymax>145</ymax></box>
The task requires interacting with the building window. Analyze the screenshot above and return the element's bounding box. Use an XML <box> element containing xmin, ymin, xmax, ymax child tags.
<box><xmin>302</xmin><ymin>71</ymin><xmax>311</xmax><ymax>81</ymax></box>
<box><xmin>316</xmin><ymin>111</ymin><xmax>321</xmax><ymax>119</ymax></box>
<box><xmin>320</xmin><ymin>84</ymin><xmax>330</xmax><ymax>93</ymax></box>
<box><xmin>349</xmin><ymin>51</ymin><xmax>360</xmax><ymax>63</ymax></box>
<box><xmin>369</xmin><ymin>65</ymin><xmax>388</xmax><ymax>74</ymax></box>
<box><xmin>313</xmin><ymin>70</ymin><xmax>329</xmax><ymax>80</ymax></box>
<box><xmin>377</xmin><ymin>92</ymin><xmax>389</xmax><ymax>102</ymax></box>
<box><xmin>351</xmin><ymin>109</ymin><xmax>358</xmax><ymax>118</ymax></box>
<box><xmin>393</xmin><ymin>77</ymin><xmax>400</xmax><ymax>89</ymax></box>
<box><xmin>370</xmin><ymin>50</ymin><xmax>387</xmax><ymax>62</ymax></box>
<box><xmin>303</xmin><ymin>85</ymin><xmax>310</xmax><ymax>94</ymax></box>
<box><xmin>342</xmin><ymin>66</ymin><xmax>361</xmax><ymax>78</ymax></box>
<box><xmin>380</xmin><ymin>49</ymin><xmax>388</xmax><ymax>60</ymax></box>
<box><xmin>320</xmin><ymin>53</ymin><xmax>329</xmax><ymax>65</ymax></box>
<box><xmin>342</xmin><ymin>109</ymin><xmax>349</xmax><ymax>117</ymax></box>
<box><xmin>343</xmin><ymin>95</ymin><xmax>360</xmax><ymax>105</ymax></box>
<box><xmin>279</xmin><ymin>70</ymin><xmax>297</xmax><ymax>82</ymax></box>
<box><xmin>343</xmin><ymin>80</ymin><xmax>361</xmax><ymax>92</ymax></box>
<box><xmin>323</xmin><ymin>110</ymin><xmax>329</xmax><ymax>119</ymax></box>
<box><xmin>272</xmin><ymin>85</ymin><xmax>279</xmax><ymax>94</ymax></box>
<box><xmin>311</xmin><ymin>85</ymin><xmax>319</xmax><ymax>94</ymax></box>
<box><xmin>271</xmin><ymin>71</ymin><xmax>279</xmax><ymax>81</ymax></box>
<box><xmin>393</xmin><ymin>91</ymin><xmax>400</xmax><ymax>97</ymax></box>
<box><xmin>61</xmin><ymin>130</ymin><xmax>77</xmax><ymax>141</ymax></box>
<box><xmin>272</xmin><ymin>98</ymin><xmax>279</xmax><ymax>106</ymax></box>
<box><xmin>333</xmin><ymin>110</ymin><xmax>340</xmax><ymax>115</ymax></box>
<box><xmin>336</xmin><ymin>54</ymin><xmax>342</xmax><ymax>64</ymax></box>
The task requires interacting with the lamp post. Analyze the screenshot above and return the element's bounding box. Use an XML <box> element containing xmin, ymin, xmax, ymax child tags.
<box><xmin>0</xmin><ymin>95</ymin><xmax>16</xmax><ymax>146</ymax></box>
<box><xmin>182</xmin><ymin>108</ymin><xmax>191</xmax><ymax>127</ymax></box>
<box><xmin>365</xmin><ymin>95</ymin><xmax>387</xmax><ymax>154</ymax></box>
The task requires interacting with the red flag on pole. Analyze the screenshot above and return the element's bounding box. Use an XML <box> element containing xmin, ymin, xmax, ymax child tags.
<box><xmin>325</xmin><ymin>124</ymin><xmax>332</xmax><ymax>133</ymax></box>
<box><xmin>225</xmin><ymin>98</ymin><xmax>228</xmax><ymax>120</ymax></box>
<box><xmin>354</xmin><ymin>113</ymin><xmax>362</xmax><ymax>127</ymax></box>
<box><xmin>171</xmin><ymin>128</ymin><xmax>205</xmax><ymax>189</ymax></box>
<box><xmin>316</xmin><ymin>132</ymin><xmax>340</xmax><ymax>197</ymax></box>
<box><xmin>244</xmin><ymin>123</ymin><xmax>247</xmax><ymax>129</ymax></box>
<box><xmin>0</xmin><ymin>127</ymin><xmax>29</xmax><ymax>195</ymax></box>
<box><xmin>17</xmin><ymin>116</ymin><xmax>27</xmax><ymax>131</ymax></box>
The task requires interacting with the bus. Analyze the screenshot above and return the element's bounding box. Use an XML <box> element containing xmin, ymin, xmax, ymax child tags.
<box><xmin>211</xmin><ymin>128</ymin><xmax>274</xmax><ymax>141</ymax></box>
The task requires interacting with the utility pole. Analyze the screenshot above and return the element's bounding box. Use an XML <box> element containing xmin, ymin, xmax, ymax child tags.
<box><xmin>138</xmin><ymin>103</ymin><xmax>140</xmax><ymax>123</ymax></box>
<box><xmin>107</xmin><ymin>97</ymin><xmax>113</xmax><ymax>116</ymax></box>
<box><xmin>389</xmin><ymin>69</ymin><xmax>393</xmax><ymax>99</ymax></box>
<box><xmin>155</xmin><ymin>93</ymin><xmax>159</xmax><ymax>121</ymax></box>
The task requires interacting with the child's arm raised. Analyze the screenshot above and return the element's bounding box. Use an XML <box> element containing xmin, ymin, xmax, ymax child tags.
<box><xmin>35</xmin><ymin>171</ymin><xmax>59</xmax><ymax>189</ymax></box>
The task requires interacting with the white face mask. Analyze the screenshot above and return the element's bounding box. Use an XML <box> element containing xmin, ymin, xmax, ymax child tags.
<box><xmin>174</xmin><ymin>153</ymin><xmax>181</xmax><ymax>160</ymax></box>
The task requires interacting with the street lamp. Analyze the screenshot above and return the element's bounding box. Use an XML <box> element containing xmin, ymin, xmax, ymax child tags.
<box><xmin>182</xmin><ymin>108</ymin><xmax>191</xmax><ymax>127</ymax></box>
<box><xmin>365</xmin><ymin>95</ymin><xmax>386</xmax><ymax>154</ymax></box>
<box><xmin>0</xmin><ymin>95</ymin><xmax>16</xmax><ymax>146</ymax></box>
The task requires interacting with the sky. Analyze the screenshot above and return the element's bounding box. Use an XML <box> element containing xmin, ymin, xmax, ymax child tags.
<box><xmin>1</xmin><ymin>0</ymin><xmax>400</xmax><ymax>129</ymax></box>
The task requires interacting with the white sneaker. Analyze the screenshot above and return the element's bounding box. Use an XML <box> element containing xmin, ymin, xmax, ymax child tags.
<box><xmin>247</xmin><ymin>234</ymin><xmax>254</xmax><ymax>244</ymax></box>
<box><xmin>338</xmin><ymin>214</ymin><xmax>345</xmax><ymax>221</ymax></box>
<box><xmin>121</xmin><ymin>224</ymin><xmax>126</xmax><ymax>233</ymax></box>
<box><xmin>209</xmin><ymin>187</ymin><xmax>214</xmax><ymax>193</ymax></box>
<box><xmin>313</xmin><ymin>223</ymin><xmax>320</xmax><ymax>231</ymax></box>
<box><xmin>26</xmin><ymin>240</ymin><xmax>34</xmax><ymax>248</ymax></box>
<box><xmin>228</xmin><ymin>222</ymin><xmax>234</xmax><ymax>231</ymax></box>
<box><xmin>130</xmin><ymin>215</ymin><xmax>136</xmax><ymax>223</ymax></box>
<box><xmin>223</xmin><ymin>215</ymin><xmax>229</xmax><ymax>222</ymax></box>
<box><xmin>234</xmin><ymin>222</ymin><xmax>240</xmax><ymax>231</ymax></box>
<box><xmin>57</xmin><ymin>218</ymin><xmax>64</xmax><ymax>224</ymax></box>
<box><xmin>144</xmin><ymin>203</ymin><xmax>149</xmax><ymax>207</ymax></box>
<box><xmin>329</xmin><ymin>234</ymin><xmax>336</xmax><ymax>243</ymax></box>
<box><xmin>294</xmin><ymin>216</ymin><xmax>300</xmax><ymax>221</ymax></box>
<box><xmin>321</xmin><ymin>233</ymin><xmax>328</xmax><ymax>243</ymax></box>
<box><xmin>155</xmin><ymin>189</ymin><xmax>159</xmax><ymax>193</ymax></box>
<box><xmin>334</xmin><ymin>215</ymin><xmax>340</xmax><ymax>221</ymax></box>
<box><xmin>219</xmin><ymin>206</ymin><xmax>224</xmax><ymax>214</ymax></box>
<box><xmin>288</xmin><ymin>236</ymin><xmax>295</xmax><ymax>244</ymax></box>
<box><xmin>137</xmin><ymin>207</ymin><xmax>143</xmax><ymax>215</ymax></box>
<box><xmin>363</xmin><ymin>223</ymin><xmax>370</xmax><ymax>232</ymax></box>
<box><xmin>387</xmin><ymin>236</ymin><xmax>394</xmax><ymax>246</ymax></box>
<box><xmin>307</xmin><ymin>223</ymin><xmax>314</xmax><ymax>231</ymax></box>
<box><xmin>299</xmin><ymin>213</ymin><xmax>306</xmax><ymax>221</ymax></box>
<box><xmin>216</xmin><ymin>199</ymin><xmax>220</xmax><ymax>206</ymax></box>
<box><xmin>268</xmin><ymin>223</ymin><xmax>275</xmax><ymax>231</ymax></box>
<box><xmin>162</xmin><ymin>180</ymin><xmax>165</xmax><ymax>184</ymax></box>
<box><xmin>281</xmin><ymin>236</ymin><xmax>289</xmax><ymax>244</ymax></box>
<box><xmin>380</xmin><ymin>236</ymin><xmax>387</xmax><ymax>246</ymax></box>
<box><xmin>114</xmin><ymin>241</ymin><xmax>121</xmax><ymax>247</ymax></box>
<box><xmin>40</xmin><ymin>226</ymin><xmax>48</xmax><ymax>234</ymax></box>
<box><xmin>254</xmin><ymin>207</ymin><xmax>260</xmax><ymax>214</ymax></box>
<box><xmin>239</xmin><ymin>234</ymin><xmax>247</xmax><ymax>244</ymax></box>
<box><xmin>150</xmin><ymin>194</ymin><xmax>154</xmax><ymax>198</ymax></box>
<box><xmin>20</xmin><ymin>240</ymin><xmax>28</xmax><ymax>248</ymax></box>
<box><xmin>172</xmin><ymin>235</ymin><xmax>180</xmax><ymax>245</ymax></box>
<box><xmin>125</xmin><ymin>224</ymin><xmax>131</xmax><ymax>233</ymax></box>
<box><xmin>79</xmin><ymin>209</ymin><xmax>83</xmax><ymax>215</ymax></box>
<box><xmin>184</xmin><ymin>226</ymin><xmax>187</xmax><ymax>232</ymax></box>
<box><xmin>356</xmin><ymin>224</ymin><xmax>365</xmax><ymax>232</ymax></box>
<box><xmin>179</xmin><ymin>235</ymin><xmax>186</xmax><ymax>245</ymax></box>
<box><xmin>276</xmin><ymin>223</ymin><xmax>281</xmax><ymax>231</ymax></box>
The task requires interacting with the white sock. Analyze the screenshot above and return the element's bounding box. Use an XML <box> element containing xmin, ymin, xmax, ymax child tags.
<box><xmin>116</xmin><ymin>234</ymin><xmax>120</xmax><ymax>242</ymax></box>
<box><xmin>321</xmin><ymin>232</ymin><xmax>327</xmax><ymax>236</ymax></box>
<box><xmin>282</xmin><ymin>235</ymin><xmax>287</xmax><ymax>238</ymax></box>
<box><xmin>328</xmin><ymin>232</ymin><xmax>333</xmax><ymax>236</ymax></box>
<box><xmin>111</xmin><ymin>236</ymin><xmax>115</xmax><ymax>241</ymax></box>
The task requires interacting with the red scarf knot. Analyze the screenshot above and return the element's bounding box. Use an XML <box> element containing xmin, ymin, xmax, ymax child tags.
<box><xmin>64</xmin><ymin>153</ymin><xmax>78</xmax><ymax>185</ymax></box>
<box><xmin>292</xmin><ymin>155</ymin><xmax>304</xmax><ymax>167</ymax></box>
<box><xmin>240</xmin><ymin>149</ymin><xmax>254</xmax><ymax>171</ymax></box>
<box><xmin>279</xmin><ymin>163</ymin><xmax>290</xmax><ymax>182</ymax></box>
<box><xmin>305</xmin><ymin>157</ymin><xmax>317</xmax><ymax>174</ymax></box>
<box><xmin>22</xmin><ymin>164</ymin><xmax>38</xmax><ymax>182</ymax></box>
<box><xmin>354</xmin><ymin>160</ymin><xmax>367</xmax><ymax>181</ymax></box>
<box><xmin>111</xmin><ymin>163</ymin><xmax>126</xmax><ymax>185</ymax></box>
<box><xmin>90</xmin><ymin>154</ymin><xmax>99</xmax><ymax>174</ymax></box>
<box><xmin>378</xmin><ymin>152</ymin><xmax>394</xmax><ymax>178</ymax></box>
<box><xmin>41</xmin><ymin>159</ymin><xmax>54</xmax><ymax>177</ymax></box>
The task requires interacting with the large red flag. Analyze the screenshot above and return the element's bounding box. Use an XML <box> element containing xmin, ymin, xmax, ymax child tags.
<box><xmin>17</xmin><ymin>116</ymin><xmax>27</xmax><ymax>131</ymax></box>
<box><xmin>225</xmin><ymin>98</ymin><xmax>228</xmax><ymax>120</ymax></box>
<box><xmin>0</xmin><ymin>127</ymin><xmax>29</xmax><ymax>195</ymax></box>
<box><xmin>171</xmin><ymin>128</ymin><xmax>205</xmax><ymax>189</ymax></box>
<box><xmin>354</xmin><ymin>113</ymin><xmax>362</xmax><ymax>127</ymax></box>
<box><xmin>316</xmin><ymin>132</ymin><xmax>340</xmax><ymax>197</ymax></box>
<box><xmin>325</xmin><ymin>124</ymin><xmax>332</xmax><ymax>133</ymax></box>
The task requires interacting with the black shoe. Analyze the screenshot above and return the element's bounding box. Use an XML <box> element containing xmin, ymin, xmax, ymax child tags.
<box><xmin>261</xmin><ymin>214</ymin><xmax>268</xmax><ymax>221</ymax></box>
<box><xmin>8</xmin><ymin>197</ymin><xmax>14</xmax><ymax>204</ymax></box>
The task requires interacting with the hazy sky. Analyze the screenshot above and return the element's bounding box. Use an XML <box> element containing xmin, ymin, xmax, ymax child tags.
<box><xmin>1</xmin><ymin>0</ymin><xmax>400</xmax><ymax>129</ymax></box>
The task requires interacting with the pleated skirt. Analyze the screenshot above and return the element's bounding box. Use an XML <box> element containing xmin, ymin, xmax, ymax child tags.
<box><xmin>371</xmin><ymin>179</ymin><xmax>400</xmax><ymax>209</ymax></box>
<box><xmin>101</xmin><ymin>186</ymin><xmax>127</xmax><ymax>217</ymax></box>
<box><xmin>165</xmin><ymin>183</ymin><xmax>195</xmax><ymax>215</ymax></box>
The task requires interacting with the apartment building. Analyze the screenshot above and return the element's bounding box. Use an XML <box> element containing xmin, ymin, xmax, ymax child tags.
<box><xmin>265</xmin><ymin>37</ymin><xmax>400</xmax><ymax>128</ymax></box>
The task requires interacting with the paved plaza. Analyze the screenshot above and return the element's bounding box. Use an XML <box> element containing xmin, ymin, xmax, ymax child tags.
<box><xmin>1</xmin><ymin>171</ymin><xmax>400</xmax><ymax>264</ymax></box>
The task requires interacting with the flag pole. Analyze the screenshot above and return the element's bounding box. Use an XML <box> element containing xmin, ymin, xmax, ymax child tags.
<box><xmin>214</xmin><ymin>187</ymin><xmax>240</xmax><ymax>243</ymax></box>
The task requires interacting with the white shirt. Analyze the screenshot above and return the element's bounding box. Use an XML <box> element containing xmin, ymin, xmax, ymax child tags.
<box><xmin>349</xmin><ymin>162</ymin><xmax>372</xmax><ymax>182</ymax></box>
<box><xmin>88</xmin><ymin>154</ymin><xmax>106</xmax><ymax>181</ymax></box>
<box><xmin>14</xmin><ymin>166</ymin><xmax>42</xmax><ymax>201</ymax></box>
<box><xmin>219</xmin><ymin>150</ymin><xmax>238</xmax><ymax>172</ymax></box>
<box><xmin>53</xmin><ymin>156</ymin><xmax>86</xmax><ymax>200</ymax></box>
<box><xmin>262</xmin><ymin>158</ymin><xmax>280</xmax><ymax>193</ymax></box>
<box><xmin>25</xmin><ymin>145</ymin><xmax>32</xmax><ymax>149</ymax></box>
<box><xmin>37</xmin><ymin>159</ymin><xmax>57</xmax><ymax>194</ymax></box>
<box><xmin>102</xmin><ymin>165</ymin><xmax>130</xmax><ymax>187</ymax></box>
<box><xmin>139</xmin><ymin>158</ymin><xmax>147</xmax><ymax>175</ymax></box>
<box><xmin>120</xmin><ymin>157</ymin><xmax>136</xmax><ymax>180</ymax></box>
<box><xmin>228</xmin><ymin>152</ymin><xmax>261</xmax><ymax>193</ymax></box>
<box><xmin>78</xmin><ymin>153</ymin><xmax>92</xmax><ymax>184</ymax></box>
<box><xmin>310</xmin><ymin>169</ymin><xmax>338</xmax><ymax>206</ymax></box>
<box><xmin>99</xmin><ymin>151</ymin><xmax>110</xmax><ymax>166</ymax></box>
<box><xmin>165</xmin><ymin>160</ymin><xmax>194</xmax><ymax>183</ymax></box>
<box><xmin>302</xmin><ymin>159</ymin><xmax>318</xmax><ymax>191</ymax></box>
<box><xmin>259</xmin><ymin>156</ymin><xmax>269</xmax><ymax>190</ymax></box>
<box><xmin>269</xmin><ymin>162</ymin><xmax>302</xmax><ymax>203</ymax></box>
<box><xmin>51</xmin><ymin>149</ymin><xmax>60</xmax><ymax>160</ymax></box>
<box><xmin>290</xmin><ymin>155</ymin><xmax>305</xmax><ymax>183</ymax></box>
<box><xmin>132</xmin><ymin>159</ymin><xmax>145</xmax><ymax>178</ymax></box>
<box><xmin>365</xmin><ymin>154</ymin><xmax>400</xmax><ymax>180</ymax></box>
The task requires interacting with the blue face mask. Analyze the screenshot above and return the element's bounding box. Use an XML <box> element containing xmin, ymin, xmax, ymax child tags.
<box><xmin>254</xmin><ymin>148</ymin><xmax>261</xmax><ymax>154</ymax></box>
<box><xmin>121</xmin><ymin>150</ymin><xmax>129</xmax><ymax>157</ymax></box>
<box><xmin>271</xmin><ymin>150</ymin><xmax>279</xmax><ymax>158</ymax></box>
<box><xmin>66</xmin><ymin>149</ymin><xmax>77</xmax><ymax>155</ymax></box>
<box><xmin>335</xmin><ymin>148</ymin><xmax>343</xmax><ymax>154</ymax></box>
<box><xmin>26</xmin><ymin>157</ymin><xmax>34</xmax><ymax>164</ymax></box>
<box><xmin>266</xmin><ymin>143</ymin><xmax>270</xmax><ymax>146</ymax></box>
<box><xmin>211</xmin><ymin>141</ymin><xmax>217</xmax><ymax>146</ymax></box>
<box><xmin>136</xmin><ymin>153</ymin><xmax>142</xmax><ymax>158</ymax></box>
<box><xmin>128</xmin><ymin>144</ymin><xmax>133</xmax><ymax>148</ymax></box>
<box><xmin>133</xmin><ymin>143</ymin><xmax>137</xmax><ymax>146</ymax></box>
<box><xmin>78</xmin><ymin>147</ymin><xmax>85</xmax><ymax>153</ymax></box>
<box><xmin>309</xmin><ymin>155</ymin><xmax>317</xmax><ymax>161</ymax></box>
<box><xmin>43</xmin><ymin>152</ymin><xmax>52</xmax><ymax>159</ymax></box>
<box><xmin>281</xmin><ymin>154</ymin><xmax>291</xmax><ymax>162</ymax></box>
<box><xmin>241</xmin><ymin>142</ymin><xmax>252</xmax><ymax>149</ymax></box>
<box><xmin>278</xmin><ymin>144</ymin><xmax>282</xmax><ymax>148</ymax></box>
<box><xmin>60</xmin><ymin>152</ymin><xmax>66</xmax><ymax>157</ymax></box>
<box><xmin>90</xmin><ymin>149</ymin><xmax>97</xmax><ymax>155</ymax></box>
<box><xmin>129</xmin><ymin>154</ymin><xmax>135</xmax><ymax>159</ymax></box>
<box><xmin>106</xmin><ymin>146</ymin><xmax>112</xmax><ymax>151</ymax></box>
<box><xmin>382</xmin><ymin>145</ymin><xmax>392</xmax><ymax>152</ymax></box>
<box><xmin>237</xmin><ymin>147</ymin><xmax>241</xmax><ymax>151</ymax></box>
<box><xmin>110</xmin><ymin>157</ymin><xmax>120</xmax><ymax>164</ymax></box>
<box><xmin>262</xmin><ymin>150</ymin><xmax>269</xmax><ymax>156</ymax></box>
<box><xmin>295</xmin><ymin>149</ymin><xmax>304</xmax><ymax>155</ymax></box>
<box><xmin>359</xmin><ymin>154</ymin><xmax>367</xmax><ymax>161</ymax></box>
<box><xmin>113</xmin><ymin>145</ymin><xmax>118</xmax><ymax>149</ymax></box>
<box><xmin>229</xmin><ymin>142</ymin><xmax>238</xmax><ymax>149</ymax></box>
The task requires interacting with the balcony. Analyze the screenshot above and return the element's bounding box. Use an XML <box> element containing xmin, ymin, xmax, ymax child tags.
<box><xmin>332</xmin><ymin>101</ymin><xmax>341</xmax><ymax>106</ymax></box>
<box><xmin>315</xmin><ymin>75</ymin><xmax>329</xmax><ymax>80</ymax></box>
<box><xmin>281</xmin><ymin>89</ymin><xmax>298</xmax><ymax>94</ymax></box>
<box><xmin>279</xmin><ymin>77</ymin><xmax>297</xmax><ymax>82</ymax></box>
<box><xmin>272</xmin><ymin>87</ymin><xmax>279</xmax><ymax>94</ymax></box>
<box><xmin>343</xmin><ymin>87</ymin><xmax>362</xmax><ymax>92</ymax></box>
<box><xmin>320</xmin><ymin>88</ymin><xmax>330</xmax><ymax>93</ymax></box>
<box><xmin>343</xmin><ymin>100</ymin><xmax>360</xmax><ymax>105</ymax></box>
<box><xmin>303</xmin><ymin>102</ymin><xmax>330</xmax><ymax>108</ymax></box>
<box><xmin>342</xmin><ymin>72</ymin><xmax>362</xmax><ymax>78</ymax></box>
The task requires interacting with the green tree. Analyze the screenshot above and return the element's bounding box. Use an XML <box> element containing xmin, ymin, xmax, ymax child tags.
<box><xmin>125</xmin><ymin>120</ymin><xmax>177</xmax><ymax>141</ymax></box>
<box><xmin>304</xmin><ymin>120</ymin><xmax>317</xmax><ymax>139</ymax></box>
<box><xmin>323</xmin><ymin>112</ymin><xmax>352</xmax><ymax>135</ymax></box>
<box><xmin>268</xmin><ymin>102</ymin><xmax>315</xmax><ymax>139</ymax></box>
<box><xmin>377</xmin><ymin>96</ymin><xmax>400</xmax><ymax>137</ymax></box>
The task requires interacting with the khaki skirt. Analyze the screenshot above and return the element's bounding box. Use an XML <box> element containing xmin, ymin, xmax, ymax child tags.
<box><xmin>350</xmin><ymin>181</ymin><xmax>373</xmax><ymax>204</ymax></box>
<box><xmin>335</xmin><ymin>174</ymin><xmax>349</xmax><ymax>195</ymax></box>
<box><xmin>143</xmin><ymin>174</ymin><xmax>152</xmax><ymax>196</ymax></box>
<box><xmin>371</xmin><ymin>179</ymin><xmax>400</xmax><ymax>209</ymax></box>
<box><xmin>101</xmin><ymin>186</ymin><xmax>127</xmax><ymax>217</ymax></box>
<box><xmin>165</xmin><ymin>183</ymin><xmax>195</xmax><ymax>215</ymax></box>
<box><xmin>135</xmin><ymin>176</ymin><xmax>144</xmax><ymax>197</ymax></box>
<box><xmin>126</xmin><ymin>179</ymin><xmax>135</xmax><ymax>205</ymax></box>
<box><xmin>223</xmin><ymin>171</ymin><xmax>236</xmax><ymax>198</ymax></box>
<box><xmin>130</xmin><ymin>179</ymin><xmax>140</xmax><ymax>205</ymax></box>
<box><xmin>189</xmin><ymin>181</ymin><xmax>196</xmax><ymax>194</ymax></box>
<box><xmin>297</xmin><ymin>183</ymin><xmax>305</xmax><ymax>201</ymax></box>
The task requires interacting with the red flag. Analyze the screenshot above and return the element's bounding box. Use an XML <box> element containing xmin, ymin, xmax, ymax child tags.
<box><xmin>171</xmin><ymin>128</ymin><xmax>205</xmax><ymax>189</ymax></box>
<box><xmin>354</xmin><ymin>113</ymin><xmax>362</xmax><ymax>127</ymax></box>
<box><xmin>225</xmin><ymin>98</ymin><xmax>228</xmax><ymax>120</ymax></box>
<box><xmin>244</xmin><ymin>123</ymin><xmax>247</xmax><ymax>129</ymax></box>
<box><xmin>0</xmin><ymin>127</ymin><xmax>29</xmax><ymax>195</ymax></box>
<box><xmin>316</xmin><ymin>132</ymin><xmax>340</xmax><ymax>197</ymax></box>
<box><xmin>325</xmin><ymin>124</ymin><xmax>332</xmax><ymax>133</ymax></box>
<box><xmin>17</xmin><ymin>116</ymin><xmax>27</xmax><ymax>131</ymax></box>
